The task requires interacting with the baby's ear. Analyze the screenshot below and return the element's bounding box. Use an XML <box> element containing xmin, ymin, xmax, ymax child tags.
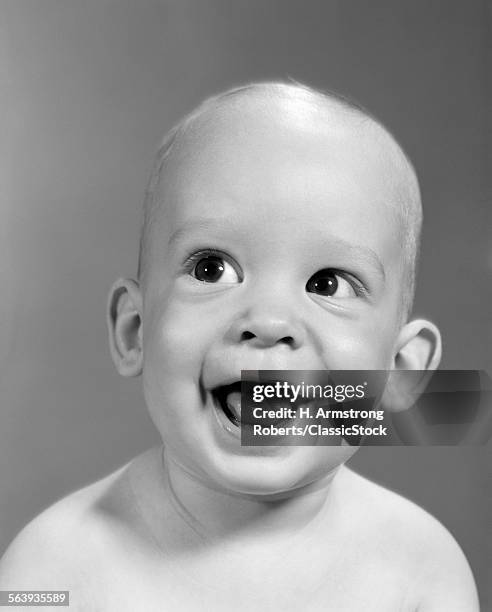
<box><xmin>382</xmin><ymin>319</ymin><xmax>442</xmax><ymax>412</ymax></box>
<box><xmin>107</xmin><ymin>278</ymin><xmax>143</xmax><ymax>377</ymax></box>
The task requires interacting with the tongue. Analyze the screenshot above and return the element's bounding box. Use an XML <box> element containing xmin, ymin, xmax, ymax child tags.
<box><xmin>226</xmin><ymin>391</ymin><xmax>242</xmax><ymax>421</ymax></box>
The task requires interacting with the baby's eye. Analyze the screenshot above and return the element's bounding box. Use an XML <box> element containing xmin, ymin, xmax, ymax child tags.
<box><xmin>306</xmin><ymin>269</ymin><xmax>357</xmax><ymax>298</ymax></box>
<box><xmin>191</xmin><ymin>255</ymin><xmax>240</xmax><ymax>284</ymax></box>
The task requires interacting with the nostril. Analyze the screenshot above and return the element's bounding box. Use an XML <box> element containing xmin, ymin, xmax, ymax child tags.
<box><xmin>280</xmin><ymin>336</ymin><xmax>295</xmax><ymax>345</ymax></box>
<box><xmin>240</xmin><ymin>330</ymin><xmax>296</xmax><ymax>345</ymax></box>
<box><xmin>241</xmin><ymin>331</ymin><xmax>256</xmax><ymax>341</ymax></box>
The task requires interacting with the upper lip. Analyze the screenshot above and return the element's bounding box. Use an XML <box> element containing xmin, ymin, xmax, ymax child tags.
<box><xmin>205</xmin><ymin>370</ymin><xmax>261</xmax><ymax>394</ymax></box>
<box><xmin>203</xmin><ymin>352</ymin><xmax>317</xmax><ymax>393</ymax></box>
<box><xmin>206</xmin><ymin>370</ymin><xmax>308</xmax><ymax>395</ymax></box>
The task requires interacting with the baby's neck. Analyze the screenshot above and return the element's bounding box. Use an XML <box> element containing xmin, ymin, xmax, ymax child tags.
<box><xmin>162</xmin><ymin>449</ymin><xmax>341</xmax><ymax>546</ymax></box>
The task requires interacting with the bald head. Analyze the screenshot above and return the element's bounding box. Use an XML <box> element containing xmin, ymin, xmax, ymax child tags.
<box><xmin>138</xmin><ymin>81</ymin><xmax>422</xmax><ymax>318</ymax></box>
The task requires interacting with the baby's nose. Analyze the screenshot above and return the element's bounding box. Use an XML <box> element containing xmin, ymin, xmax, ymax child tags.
<box><xmin>230</xmin><ymin>308</ymin><xmax>306</xmax><ymax>350</ymax></box>
<box><xmin>241</xmin><ymin>321</ymin><xmax>296</xmax><ymax>348</ymax></box>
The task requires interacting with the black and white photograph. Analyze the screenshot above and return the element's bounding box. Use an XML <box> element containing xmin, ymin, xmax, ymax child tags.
<box><xmin>0</xmin><ymin>2</ymin><xmax>490</xmax><ymax>610</ymax></box>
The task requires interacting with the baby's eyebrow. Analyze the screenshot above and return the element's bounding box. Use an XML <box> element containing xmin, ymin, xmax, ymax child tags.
<box><xmin>326</xmin><ymin>237</ymin><xmax>386</xmax><ymax>281</ymax></box>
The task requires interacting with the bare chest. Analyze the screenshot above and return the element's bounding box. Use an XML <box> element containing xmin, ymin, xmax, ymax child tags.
<box><xmin>76</xmin><ymin>547</ymin><xmax>417</xmax><ymax>612</ymax></box>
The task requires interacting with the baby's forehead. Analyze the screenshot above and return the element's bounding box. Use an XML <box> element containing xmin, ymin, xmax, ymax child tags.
<box><xmin>173</xmin><ymin>92</ymin><xmax>410</xmax><ymax>191</ymax></box>
<box><xmin>159</xmin><ymin>90</ymin><xmax>415</xmax><ymax>220</ymax></box>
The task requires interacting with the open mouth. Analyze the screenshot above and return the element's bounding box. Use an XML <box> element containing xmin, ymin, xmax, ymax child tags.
<box><xmin>212</xmin><ymin>382</ymin><xmax>242</xmax><ymax>427</ymax></box>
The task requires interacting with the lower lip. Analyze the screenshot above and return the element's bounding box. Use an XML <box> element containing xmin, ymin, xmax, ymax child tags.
<box><xmin>209</xmin><ymin>396</ymin><xmax>298</xmax><ymax>460</ymax></box>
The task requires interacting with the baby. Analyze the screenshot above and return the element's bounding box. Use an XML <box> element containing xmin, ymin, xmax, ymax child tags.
<box><xmin>0</xmin><ymin>82</ymin><xmax>479</xmax><ymax>610</ymax></box>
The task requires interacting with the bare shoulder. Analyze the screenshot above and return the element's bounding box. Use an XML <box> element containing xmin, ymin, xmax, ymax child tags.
<box><xmin>0</xmin><ymin>451</ymin><xmax>149</xmax><ymax>611</ymax></box>
<box><xmin>338</xmin><ymin>467</ymin><xmax>479</xmax><ymax>611</ymax></box>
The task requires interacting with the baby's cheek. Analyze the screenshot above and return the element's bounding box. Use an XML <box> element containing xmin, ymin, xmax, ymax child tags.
<box><xmin>144</xmin><ymin>300</ymin><xmax>206</xmax><ymax>368</ymax></box>
<box><xmin>320</xmin><ymin>326</ymin><xmax>395</xmax><ymax>370</ymax></box>
<box><xmin>141</xmin><ymin>302</ymin><xmax>205</xmax><ymax>429</ymax></box>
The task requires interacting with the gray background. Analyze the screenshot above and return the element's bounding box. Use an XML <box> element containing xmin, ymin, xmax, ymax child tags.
<box><xmin>1</xmin><ymin>0</ymin><xmax>490</xmax><ymax>606</ymax></box>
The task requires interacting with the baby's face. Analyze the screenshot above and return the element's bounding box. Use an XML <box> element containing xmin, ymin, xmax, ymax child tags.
<box><xmin>141</xmin><ymin>102</ymin><xmax>408</xmax><ymax>495</ymax></box>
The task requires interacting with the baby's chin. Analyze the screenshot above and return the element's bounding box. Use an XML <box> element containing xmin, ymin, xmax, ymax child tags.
<box><xmin>190</xmin><ymin>445</ymin><xmax>357</xmax><ymax>498</ymax></box>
